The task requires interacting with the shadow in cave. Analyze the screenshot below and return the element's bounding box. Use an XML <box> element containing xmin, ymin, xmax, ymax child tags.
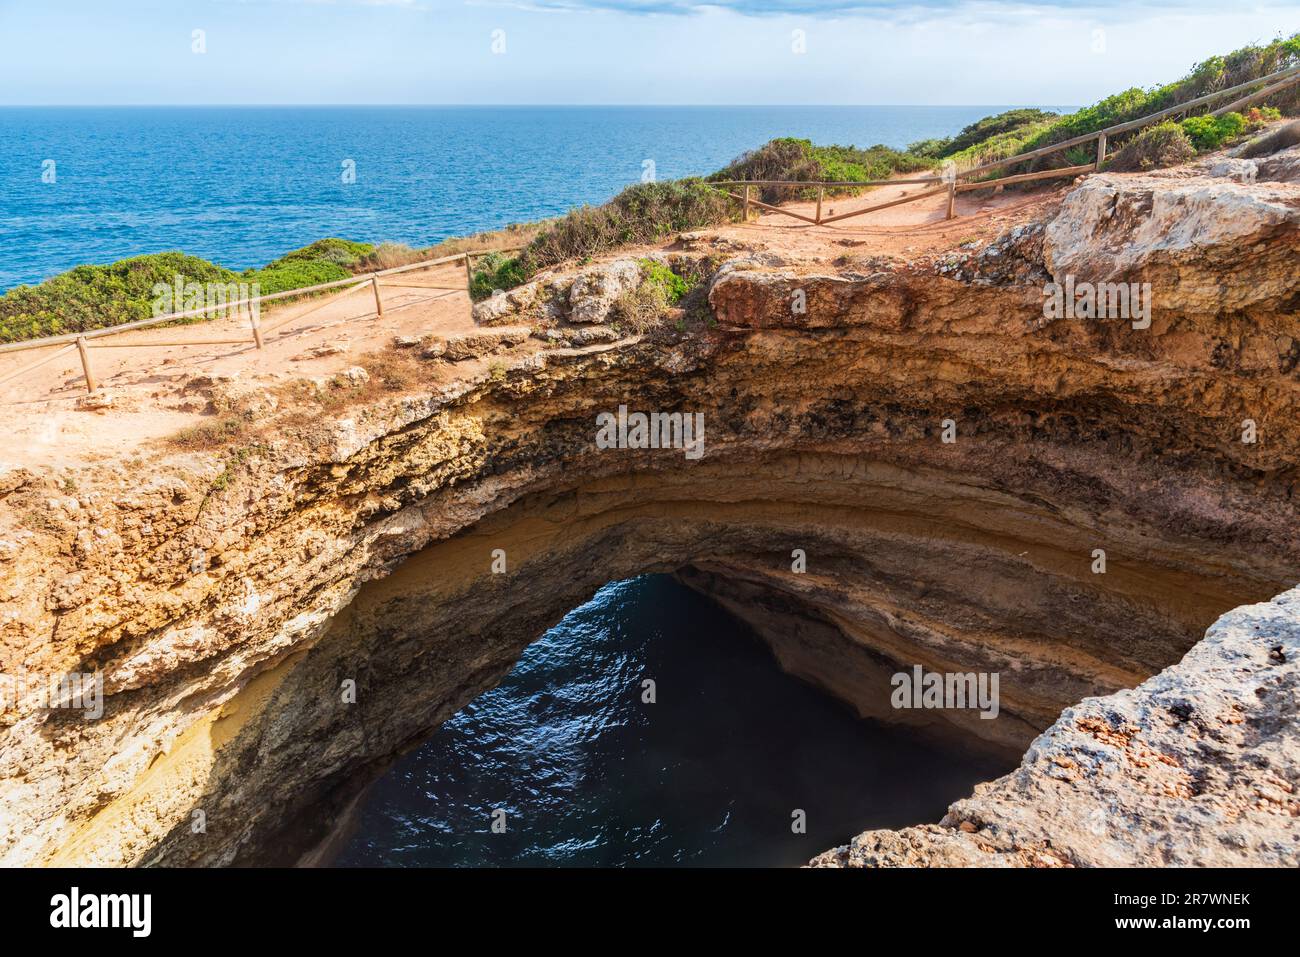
<box><xmin>325</xmin><ymin>574</ymin><xmax>1015</xmax><ymax>868</ymax></box>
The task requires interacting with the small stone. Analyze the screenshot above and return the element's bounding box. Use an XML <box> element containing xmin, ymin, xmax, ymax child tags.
<box><xmin>75</xmin><ymin>390</ymin><xmax>115</xmax><ymax>411</ymax></box>
<box><xmin>336</xmin><ymin>366</ymin><xmax>369</xmax><ymax>386</ymax></box>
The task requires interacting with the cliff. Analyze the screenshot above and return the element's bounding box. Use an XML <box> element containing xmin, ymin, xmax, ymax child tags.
<box><xmin>0</xmin><ymin>149</ymin><xmax>1297</xmax><ymax>867</ymax></box>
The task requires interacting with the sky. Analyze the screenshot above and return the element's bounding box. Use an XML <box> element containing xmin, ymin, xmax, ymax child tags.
<box><xmin>0</xmin><ymin>0</ymin><xmax>1296</xmax><ymax>106</ymax></box>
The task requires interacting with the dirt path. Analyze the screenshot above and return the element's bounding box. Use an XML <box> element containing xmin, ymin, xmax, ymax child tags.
<box><xmin>708</xmin><ymin>176</ymin><xmax>1068</xmax><ymax>260</ymax></box>
<box><xmin>0</xmin><ymin>179</ymin><xmax>1069</xmax><ymax>470</ymax></box>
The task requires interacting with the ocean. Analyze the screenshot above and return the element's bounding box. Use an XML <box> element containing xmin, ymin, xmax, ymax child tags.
<box><xmin>332</xmin><ymin>576</ymin><xmax>1012</xmax><ymax>868</ymax></box>
<box><xmin>0</xmin><ymin>104</ymin><xmax>1070</xmax><ymax>291</ymax></box>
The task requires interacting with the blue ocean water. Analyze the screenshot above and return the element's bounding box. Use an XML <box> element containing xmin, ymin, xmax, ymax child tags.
<box><xmin>333</xmin><ymin>575</ymin><xmax>1011</xmax><ymax>868</ymax></box>
<box><xmin>0</xmin><ymin>105</ymin><xmax>1069</xmax><ymax>291</ymax></box>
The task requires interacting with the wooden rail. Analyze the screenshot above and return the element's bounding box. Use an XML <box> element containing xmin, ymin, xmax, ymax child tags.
<box><xmin>0</xmin><ymin>246</ymin><xmax>523</xmax><ymax>396</ymax></box>
<box><xmin>712</xmin><ymin>63</ymin><xmax>1300</xmax><ymax>227</ymax></box>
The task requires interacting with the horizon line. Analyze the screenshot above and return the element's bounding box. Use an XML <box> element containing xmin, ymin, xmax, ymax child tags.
<box><xmin>0</xmin><ymin>102</ymin><xmax>1076</xmax><ymax>109</ymax></box>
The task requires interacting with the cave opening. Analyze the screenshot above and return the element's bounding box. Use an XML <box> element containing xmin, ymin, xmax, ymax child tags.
<box><xmin>325</xmin><ymin>574</ymin><xmax>1016</xmax><ymax>867</ymax></box>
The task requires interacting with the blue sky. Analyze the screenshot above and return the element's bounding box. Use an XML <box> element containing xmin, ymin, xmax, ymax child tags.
<box><xmin>0</xmin><ymin>0</ymin><xmax>1295</xmax><ymax>105</ymax></box>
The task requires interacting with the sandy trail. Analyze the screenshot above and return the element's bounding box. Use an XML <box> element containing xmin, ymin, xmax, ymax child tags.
<box><xmin>0</xmin><ymin>179</ymin><xmax>1069</xmax><ymax>469</ymax></box>
<box><xmin>707</xmin><ymin>176</ymin><xmax>1068</xmax><ymax>260</ymax></box>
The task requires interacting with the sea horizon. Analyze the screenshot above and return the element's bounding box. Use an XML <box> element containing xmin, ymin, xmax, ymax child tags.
<box><xmin>0</xmin><ymin>103</ymin><xmax>1076</xmax><ymax>290</ymax></box>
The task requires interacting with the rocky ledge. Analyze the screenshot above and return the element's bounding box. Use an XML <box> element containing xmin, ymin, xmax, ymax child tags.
<box><xmin>812</xmin><ymin>586</ymin><xmax>1300</xmax><ymax>867</ymax></box>
<box><xmin>0</xmin><ymin>148</ymin><xmax>1297</xmax><ymax>867</ymax></box>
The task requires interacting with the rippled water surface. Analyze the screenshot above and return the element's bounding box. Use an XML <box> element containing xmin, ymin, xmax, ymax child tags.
<box><xmin>333</xmin><ymin>575</ymin><xmax>1013</xmax><ymax>868</ymax></box>
<box><xmin>0</xmin><ymin>105</ymin><xmax>1075</xmax><ymax>290</ymax></box>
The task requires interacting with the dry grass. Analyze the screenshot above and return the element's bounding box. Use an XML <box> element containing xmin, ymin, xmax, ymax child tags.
<box><xmin>614</xmin><ymin>280</ymin><xmax>671</xmax><ymax>334</ymax></box>
<box><xmin>423</xmin><ymin>222</ymin><xmax>550</xmax><ymax>260</ymax></box>
<box><xmin>168</xmin><ymin>415</ymin><xmax>250</xmax><ymax>451</ymax></box>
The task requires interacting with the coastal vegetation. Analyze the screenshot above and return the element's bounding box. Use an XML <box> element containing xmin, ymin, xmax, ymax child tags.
<box><xmin>2</xmin><ymin>33</ymin><xmax>1296</xmax><ymax>341</ymax></box>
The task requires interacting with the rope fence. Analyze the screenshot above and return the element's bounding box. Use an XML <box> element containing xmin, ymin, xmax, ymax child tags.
<box><xmin>0</xmin><ymin>247</ymin><xmax>522</xmax><ymax>395</ymax></box>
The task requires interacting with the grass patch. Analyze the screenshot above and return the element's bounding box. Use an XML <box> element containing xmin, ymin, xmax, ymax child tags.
<box><xmin>167</xmin><ymin>415</ymin><xmax>250</xmax><ymax>452</ymax></box>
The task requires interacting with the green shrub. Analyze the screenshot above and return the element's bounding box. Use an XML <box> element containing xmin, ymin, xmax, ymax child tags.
<box><xmin>1180</xmin><ymin>112</ymin><xmax>1247</xmax><ymax>151</ymax></box>
<box><xmin>269</xmin><ymin>238</ymin><xmax>375</xmax><ymax>268</ymax></box>
<box><xmin>906</xmin><ymin>137</ymin><xmax>952</xmax><ymax>159</ymax></box>
<box><xmin>928</xmin><ymin>109</ymin><xmax>1060</xmax><ymax>159</ymax></box>
<box><xmin>241</xmin><ymin>259</ymin><xmax>352</xmax><ymax>296</ymax></box>
<box><xmin>0</xmin><ymin>252</ymin><xmax>239</xmax><ymax>343</ymax></box>
<box><xmin>1108</xmin><ymin>122</ymin><xmax>1197</xmax><ymax>171</ymax></box>
<box><xmin>0</xmin><ymin>238</ymin><xmax>379</xmax><ymax>344</ymax></box>
<box><xmin>638</xmin><ymin>259</ymin><xmax>693</xmax><ymax>304</ymax></box>
<box><xmin>469</xmin><ymin>252</ymin><xmax>528</xmax><ymax>302</ymax></box>
<box><xmin>710</xmin><ymin>137</ymin><xmax>934</xmax><ymax>204</ymax></box>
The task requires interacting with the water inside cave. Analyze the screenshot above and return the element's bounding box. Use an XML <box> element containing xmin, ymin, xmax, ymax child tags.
<box><xmin>331</xmin><ymin>574</ymin><xmax>1014</xmax><ymax>867</ymax></box>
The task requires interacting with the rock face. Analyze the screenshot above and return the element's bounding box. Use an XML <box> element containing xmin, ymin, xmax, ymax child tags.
<box><xmin>811</xmin><ymin>586</ymin><xmax>1300</xmax><ymax>867</ymax></box>
<box><xmin>0</xmin><ymin>163</ymin><xmax>1297</xmax><ymax>867</ymax></box>
<box><xmin>1044</xmin><ymin>171</ymin><xmax>1299</xmax><ymax>313</ymax></box>
<box><xmin>568</xmin><ymin>259</ymin><xmax>642</xmax><ymax>324</ymax></box>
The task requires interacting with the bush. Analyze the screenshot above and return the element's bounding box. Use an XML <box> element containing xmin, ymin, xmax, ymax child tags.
<box><xmin>929</xmin><ymin>109</ymin><xmax>1060</xmax><ymax>159</ymax></box>
<box><xmin>242</xmin><ymin>259</ymin><xmax>352</xmax><ymax>296</ymax></box>
<box><xmin>639</xmin><ymin>259</ymin><xmax>693</xmax><ymax>304</ymax></box>
<box><xmin>270</xmin><ymin>238</ymin><xmax>374</xmax><ymax>268</ymax></box>
<box><xmin>1108</xmin><ymin>122</ymin><xmax>1197</xmax><ymax>171</ymax></box>
<box><xmin>711</xmin><ymin>137</ymin><xmax>934</xmax><ymax>204</ymax></box>
<box><xmin>1180</xmin><ymin>112</ymin><xmax>1247</xmax><ymax>151</ymax></box>
<box><xmin>523</xmin><ymin>179</ymin><xmax>735</xmax><ymax>272</ymax></box>
<box><xmin>0</xmin><ymin>252</ymin><xmax>239</xmax><ymax>343</ymax></box>
<box><xmin>1244</xmin><ymin>105</ymin><xmax>1283</xmax><ymax>129</ymax></box>
<box><xmin>906</xmin><ymin>137</ymin><xmax>952</xmax><ymax>159</ymax></box>
<box><xmin>613</xmin><ymin>279</ymin><xmax>670</xmax><ymax>334</ymax></box>
<box><xmin>469</xmin><ymin>252</ymin><xmax>528</xmax><ymax>302</ymax></box>
<box><xmin>0</xmin><ymin>238</ymin><xmax>379</xmax><ymax>344</ymax></box>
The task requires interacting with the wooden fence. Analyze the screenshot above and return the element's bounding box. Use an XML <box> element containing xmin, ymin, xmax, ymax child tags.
<box><xmin>0</xmin><ymin>247</ymin><xmax>521</xmax><ymax>396</ymax></box>
<box><xmin>711</xmin><ymin>63</ymin><xmax>1300</xmax><ymax>227</ymax></box>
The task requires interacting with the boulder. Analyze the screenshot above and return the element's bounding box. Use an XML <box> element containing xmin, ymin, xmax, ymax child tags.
<box><xmin>568</xmin><ymin>260</ymin><xmax>642</xmax><ymax>324</ymax></box>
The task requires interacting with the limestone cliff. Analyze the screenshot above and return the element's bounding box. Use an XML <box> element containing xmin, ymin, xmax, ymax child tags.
<box><xmin>0</xmin><ymin>151</ymin><xmax>1297</xmax><ymax>867</ymax></box>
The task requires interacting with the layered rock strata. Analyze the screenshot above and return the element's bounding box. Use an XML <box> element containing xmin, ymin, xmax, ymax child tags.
<box><xmin>0</xmin><ymin>156</ymin><xmax>1297</xmax><ymax>867</ymax></box>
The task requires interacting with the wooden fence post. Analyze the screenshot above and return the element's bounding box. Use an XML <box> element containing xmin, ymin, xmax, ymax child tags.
<box><xmin>816</xmin><ymin>186</ymin><xmax>824</xmax><ymax>224</ymax></box>
<box><xmin>945</xmin><ymin>179</ymin><xmax>956</xmax><ymax>220</ymax></box>
<box><xmin>1095</xmin><ymin>132</ymin><xmax>1107</xmax><ymax>170</ymax></box>
<box><xmin>249</xmin><ymin>307</ymin><xmax>264</xmax><ymax>349</ymax></box>
<box><xmin>75</xmin><ymin>336</ymin><xmax>97</xmax><ymax>393</ymax></box>
<box><xmin>743</xmin><ymin>185</ymin><xmax>751</xmax><ymax>220</ymax></box>
<box><xmin>464</xmin><ymin>252</ymin><xmax>475</xmax><ymax>295</ymax></box>
<box><xmin>370</xmin><ymin>275</ymin><xmax>384</xmax><ymax>317</ymax></box>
